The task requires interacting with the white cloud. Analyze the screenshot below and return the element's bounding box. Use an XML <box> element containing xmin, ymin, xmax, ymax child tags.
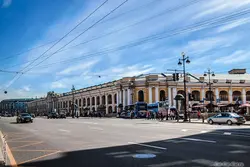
<box><xmin>214</xmin><ymin>50</ymin><xmax>250</xmax><ymax>64</ymax></box>
<box><xmin>57</xmin><ymin>59</ymin><xmax>100</xmax><ymax>75</ymax></box>
<box><xmin>22</xmin><ymin>85</ymin><xmax>31</xmax><ymax>92</ymax></box>
<box><xmin>216</xmin><ymin>18</ymin><xmax>250</xmax><ymax>33</ymax></box>
<box><xmin>193</xmin><ymin>0</ymin><xmax>250</xmax><ymax>19</ymax></box>
<box><xmin>1</xmin><ymin>0</ymin><xmax>12</xmax><ymax>8</ymax></box>
<box><xmin>51</xmin><ymin>82</ymin><xmax>67</xmax><ymax>89</ymax></box>
<box><xmin>183</xmin><ymin>36</ymin><xmax>235</xmax><ymax>55</ymax></box>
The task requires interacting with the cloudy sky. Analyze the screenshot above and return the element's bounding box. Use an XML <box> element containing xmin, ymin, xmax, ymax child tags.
<box><xmin>0</xmin><ymin>0</ymin><xmax>250</xmax><ymax>100</ymax></box>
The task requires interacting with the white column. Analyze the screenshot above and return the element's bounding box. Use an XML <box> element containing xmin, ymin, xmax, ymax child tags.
<box><xmin>201</xmin><ymin>87</ymin><xmax>205</xmax><ymax>100</ymax></box>
<box><xmin>94</xmin><ymin>96</ymin><xmax>97</xmax><ymax>111</ymax></box>
<box><xmin>105</xmin><ymin>95</ymin><xmax>108</xmax><ymax>114</ymax></box>
<box><xmin>173</xmin><ymin>87</ymin><xmax>177</xmax><ymax>107</ymax></box>
<box><xmin>112</xmin><ymin>94</ymin><xmax>115</xmax><ymax>111</ymax></box>
<box><xmin>116</xmin><ymin>92</ymin><xmax>119</xmax><ymax>106</ymax></box>
<box><xmin>122</xmin><ymin>89</ymin><xmax>126</xmax><ymax>109</ymax></box>
<box><xmin>155</xmin><ymin>86</ymin><xmax>159</xmax><ymax>102</ymax></box>
<box><xmin>168</xmin><ymin>87</ymin><xmax>172</xmax><ymax>107</ymax></box>
<box><xmin>242</xmin><ymin>88</ymin><xmax>246</xmax><ymax>104</ymax></box>
<box><xmin>127</xmin><ymin>89</ymin><xmax>131</xmax><ymax>105</ymax></box>
<box><xmin>229</xmin><ymin>88</ymin><xmax>233</xmax><ymax>103</ymax></box>
<box><xmin>149</xmin><ymin>87</ymin><xmax>152</xmax><ymax>103</ymax></box>
<box><xmin>215</xmin><ymin>88</ymin><xmax>219</xmax><ymax>103</ymax></box>
<box><xmin>90</xmin><ymin>97</ymin><xmax>92</xmax><ymax>111</ymax></box>
<box><xmin>119</xmin><ymin>91</ymin><xmax>122</xmax><ymax>104</ymax></box>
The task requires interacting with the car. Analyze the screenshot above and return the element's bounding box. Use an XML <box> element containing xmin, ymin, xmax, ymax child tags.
<box><xmin>58</xmin><ymin>113</ymin><xmax>66</xmax><ymax>119</ymax></box>
<box><xmin>47</xmin><ymin>112</ymin><xmax>59</xmax><ymax>119</ymax></box>
<box><xmin>30</xmin><ymin>113</ymin><xmax>35</xmax><ymax>118</ymax></box>
<box><xmin>207</xmin><ymin>112</ymin><xmax>246</xmax><ymax>125</ymax></box>
<box><xmin>17</xmin><ymin>113</ymin><xmax>33</xmax><ymax>123</ymax></box>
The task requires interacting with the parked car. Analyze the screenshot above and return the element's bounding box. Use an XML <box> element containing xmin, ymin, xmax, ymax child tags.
<box><xmin>30</xmin><ymin>113</ymin><xmax>36</xmax><ymax>118</ymax></box>
<box><xmin>47</xmin><ymin>112</ymin><xmax>59</xmax><ymax>119</ymax></box>
<box><xmin>17</xmin><ymin>113</ymin><xmax>33</xmax><ymax>123</ymax></box>
<box><xmin>58</xmin><ymin>113</ymin><xmax>66</xmax><ymax>119</ymax></box>
<box><xmin>207</xmin><ymin>112</ymin><xmax>246</xmax><ymax>125</ymax></box>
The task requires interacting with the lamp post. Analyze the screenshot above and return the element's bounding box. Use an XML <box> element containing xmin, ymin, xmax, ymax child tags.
<box><xmin>71</xmin><ymin>85</ymin><xmax>75</xmax><ymax>118</ymax></box>
<box><xmin>204</xmin><ymin>68</ymin><xmax>215</xmax><ymax>112</ymax></box>
<box><xmin>178</xmin><ymin>52</ymin><xmax>190</xmax><ymax>122</ymax></box>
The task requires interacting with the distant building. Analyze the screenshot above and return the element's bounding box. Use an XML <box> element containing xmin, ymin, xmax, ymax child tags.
<box><xmin>26</xmin><ymin>69</ymin><xmax>250</xmax><ymax>115</ymax></box>
<box><xmin>0</xmin><ymin>98</ymin><xmax>34</xmax><ymax>114</ymax></box>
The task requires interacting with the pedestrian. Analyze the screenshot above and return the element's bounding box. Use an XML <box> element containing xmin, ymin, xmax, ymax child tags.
<box><xmin>197</xmin><ymin>110</ymin><xmax>201</xmax><ymax>120</ymax></box>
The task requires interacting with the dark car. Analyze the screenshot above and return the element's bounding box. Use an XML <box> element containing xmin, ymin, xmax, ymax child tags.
<box><xmin>17</xmin><ymin>113</ymin><xmax>33</xmax><ymax>123</ymax></box>
<box><xmin>59</xmin><ymin>113</ymin><xmax>66</xmax><ymax>119</ymax></box>
<box><xmin>47</xmin><ymin>112</ymin><xmax>59</xmax><ymax>119</ymax></box>
<box><xmin>30</xmin><ymin>113</ymin><xmax>36</xmax><ymax>118</ymax></box>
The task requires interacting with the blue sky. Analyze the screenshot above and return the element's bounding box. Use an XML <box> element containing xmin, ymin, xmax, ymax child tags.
<box><xmin>1</xmin><ymin>0</ymin><xmax>250</xmax><ymax>100</ymax></box>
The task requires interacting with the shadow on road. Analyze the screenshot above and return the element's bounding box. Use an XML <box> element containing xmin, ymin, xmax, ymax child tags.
<box><xmin>6</xmin><ymin>128</ymin><xmax>250</xmax><ymax>167</ymax></box>
<box><xmin>9</xmin><ymin>122</ymin><xmax>17</xmax><ymax>124</ymax></box>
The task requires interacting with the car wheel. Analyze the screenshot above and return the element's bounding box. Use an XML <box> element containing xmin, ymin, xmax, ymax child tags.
<box><xmin>30</xmin><ymin>120</ymin><xmax>33</xmax><ymax>123</ymax></box>
<box><xmin>236</xmin><ymin>123</ymin><xmax>241</xmax><ymax>126</ymax></box>
<box><xmin>227</xmin><ymin>120</ymin><xmax>233</xmax><ymax>125</ymax></box>
<box><xmin>208</xmin><ymin>119</ymin><xmax>213</xmax><ymax>125</ymax></box>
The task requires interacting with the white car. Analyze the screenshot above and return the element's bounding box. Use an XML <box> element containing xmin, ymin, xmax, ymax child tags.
<box><xmin>207</xmin><ymin>112</ymin><xmax>246</xmax><ymax>125</ymax></box>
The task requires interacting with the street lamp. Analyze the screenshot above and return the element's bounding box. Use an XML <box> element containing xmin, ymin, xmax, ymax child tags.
<box><xmin>71</xmin><ymin>85</ymin><xmax>75</xmax><ymax>118</ymax></box>
<box><xmin>178</xmin><ymin>52</ymin><xmax>190</xmax><ymax>122</ymax></box>
<box><xmin>204</xmin><ymin>68</ymin><xmax>215</xmax><ymax>112</ymax></box>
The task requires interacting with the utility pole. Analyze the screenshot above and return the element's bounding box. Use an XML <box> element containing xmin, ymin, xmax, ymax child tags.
<box><xmin>71</xmin><ymin>85</ymin><xmax>75</xmax><ymax>118</ymax></box>
<box><xmin>204</xmin><ymin>68</ymin><xmax>215</xmax><ymax>112</ymax></box>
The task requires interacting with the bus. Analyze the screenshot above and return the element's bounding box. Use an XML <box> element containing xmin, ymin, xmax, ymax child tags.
<box><xmin>147</xmin><ymin>101</ymin><xmax>169</xmax><ymax>116</ymax></box>
<box><xmin>134</xmin><ymin>102</ymin><xmax>148</xmax><ymax>118</ymax></box>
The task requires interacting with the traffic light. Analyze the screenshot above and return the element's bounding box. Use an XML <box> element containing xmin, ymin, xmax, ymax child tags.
<box><xmin>176</xmin><ymin>73</ymin><xmax>179</xmax><ymax>81</ymax></box>
<box><xmin>172</xmin><ymin>73</ymin><xmax>176</xmax><ymax>81</ymax></box>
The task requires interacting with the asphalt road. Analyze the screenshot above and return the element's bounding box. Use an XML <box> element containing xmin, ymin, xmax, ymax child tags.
<box><xmin>0</xmin><ymin>117</ymin><xmax>250</xmax><ymax>167</ymax></box>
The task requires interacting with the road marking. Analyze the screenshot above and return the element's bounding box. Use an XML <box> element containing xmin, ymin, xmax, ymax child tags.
<box><xmin>128</xmin><ymin>142</ymin><xmax>167</xmax><ymax>150</ymax></box>
<box><xmin>181</xmin><ymin>129</ymin><xmax>187</xmax><ymax>132</ymax></box>
<box><xmin>106</xmin><ymin>151</ymin><xmax>130</xmax><ymax>155</ymax></box>
<box><xmin>228</xmin><ymin>150</ymin><xmax>248</xmax><ymax>154</ymax></box>
<box><xmin>182</xmin><ymin>138</ymin><xmax>216</xmax><ymax>143</ymax></box>
<box><xmin>114</xmin><ymin>154</ymin><xmax>135</xmax><ymax>158</ymax></box>
<box><xmin>223</xmin><ymin>132</ymin><xmax>231</xmax><ymax>135</ymax></box>
<box><xmin>148</xmin><ymin>160</ymin><xmax>187</xmax><ymax>167</ymax></box>
<box><xmin>0</xmin><ymin>131</ymin><xmax>17</xmax><ymax>167</ymax></box>
<box><xmin>8</xmin><ymin>135</ymin><xmax>34</xmax><ymax>141</ymax></box>
<box><xmin>229</xmin><ymin>144</ymin><xmax>250</xmax><ymax>149</ymax></box>
<box><xmin>18</xmin><ymin>151</ymin><xmax>61</xmax><ymax>165</ymax></box>
<box><xmin>11</xmin><ymin>141</ymin><xmax>43</xmax><ymax>150</ymax></box>
<box><xmin>58</xmin><ymin>129</ymin><xmax>70</xmax><ymax>133</ymax></box>
<box><xmin>191</xmin><ymin>159</ymin><xmax>215</xmax><ymax>166</ymax></box>
<box><xmin>201</xmin><ymin>131</ymin><xmax>207</xmax><ymax>133</ymax></box>
<box><xmin>89</xmin><ymin>127</ymin><xmax>103</xmax><ymax>131</ymax></box>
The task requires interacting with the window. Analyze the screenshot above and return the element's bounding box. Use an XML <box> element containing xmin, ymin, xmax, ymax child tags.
<box><xmin>192</xmin><ymin>91</ymin><xmax>200</xmax><ymax>101</ymax></box>
<box><xmin>233</xmin><ymin>91</ymin><xmax>241</xmax><ymax>101</ymax></box>
<box><xmin>92</xmin><ymin>97</ymin><xmax>95</xmax><ymax>105</ymax></box>
<box><xmin>246</xmin><ymin>91</ymin><xmax>250</xmax><ymax>101</ymax></box>
<box><xmin>220</xmin><ymin>91</ymin><xmax>228</xmax><ymax>101</ymax></box>
<box><xmin>160</xmin><ymin>90</ymin><xmax>166</xmax><ymax>101</ymax></box>
<box><xmin>97</xmin><ymin>96</ymin><xmax>100</xmax><ymax>105</ymax></box>
<box><xmin>206</xmin><ymin>91</ymin><xmax>214</xmax><ymax>101</ymax></box>
<box><xmin>138</xmin><ymin>90</ymin><xmax>144</xmax><ymax>102</ymax></box>
<box><xmin>108</xmin><ymin>95</ymin><xmax>112</xmax><ymax>104</ymax></box>
<box><xmin>177</xmin><ymin>90</ymin><xmax>185</xmax><ymax>96</ymax></box>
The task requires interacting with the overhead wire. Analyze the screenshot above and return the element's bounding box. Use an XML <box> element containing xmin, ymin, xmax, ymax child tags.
<box><xmin>4</xmin><ymin>0</ymin><xmax>128</xmax><ymax>90</ymax></box>
<box><xmin>4</xmin><ymin>0</ymin><xmax>203</xmax><ymax>70</ymax></box>
<box><xmin>21</xmin><ymin>7</ymin><xmax>250</xmax><ymax>70</ymax></box>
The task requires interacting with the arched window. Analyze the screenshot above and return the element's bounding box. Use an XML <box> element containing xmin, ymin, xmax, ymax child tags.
<box><xmin>108</xmin><ymin>95</ymin><xmax>112</xmax><ymax>104</ymax></box>
<box><xmin>83</xmin><ymin>98</ymin><xmax>86</xmax><ymax>106</ymax></box>
<box><xmin>79</xmin><ymin>99</ymin><xmax>82</xmax><ymax>106</ymax></box>
<box><xmin>177</xmin><ymin>90</ymin><xmax>185</xmax><ymax>97</ymax></box>
<box><xmin>97</xmin><ymin>96</ymin><xmax>100</xmax><ymax>105</ymax></box>
<box><xmin>108</xmin><ymin>106</ymin><xmax>113</xmax><ymax>113</ymax></box>
<box><xmin>206</xmin><ymin>91</ymin><xmax>214</xmax><ymax>101</ymax></box>
<box><xmin>138</xmin><ymin>90</ymin><xmax>144</xmax><ymax>102</ymax></box>
<box><xmin>102</xmin><ymin>95</ymin><xmax>106</xmax><ymax>104</ymax></box>
<box><xmin>92</xmin><ymin>97</ymin><xmax>95</xmax><ymax>105</ymax></box>
<box><xmin>92</xmin><ymin>107</ymin><xmax>95</xmax><ymax>112</ymax></box>
<box><xmin>114</xmin><ymin>94</ymin><xmax>117</xmax><ymax>104</ymax></box>
<box><xmin>192</xmin><ymin>91</ymin><xmax>200</xmax><ymax>101</ymax></box>
<box><xmin>246</xmin><ymin>91</ymin><xmax>250</xmax><ymax>101</ymax></box>
<box><xmin>75</xmin><ymin>99</ymin><xmax>78</xmax><ymax>105</ymax></box>
<box><xmin>233</xmin><ymin>91</ymin><xmax>241</xmax><ymax>101</ymax></box>
<box><xmin>220</xmin><ymin>91</ymin><xmax>228</xmax><ymax>101</ymax></box>
<box><xmin>160</xmin><ymin>90</ymin><xmax>166</xmax><ymax>101</ymax></box>
<box><xmin>87</xmin><ymin>98</ymin><xmax>90</xmax><ymax>106</ymax></box>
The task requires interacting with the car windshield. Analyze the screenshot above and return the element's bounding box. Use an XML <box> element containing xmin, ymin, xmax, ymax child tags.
<box><xmin>21</xmin><ymin>113</ymin><xmax>30</xmax><ymax>117</ymax></box>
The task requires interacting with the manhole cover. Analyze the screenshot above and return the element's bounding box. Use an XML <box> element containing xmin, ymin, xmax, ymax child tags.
<box><xmin>133</xmin><ymin>154</ymin><xmax>156</xmax><ymax>159</ymax></box>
